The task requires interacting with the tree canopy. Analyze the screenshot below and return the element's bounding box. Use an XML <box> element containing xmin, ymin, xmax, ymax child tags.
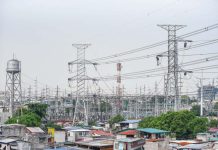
<box><xmin>109</xmin><ymin>114</ymin><xmax>125</xmax><ymax>125</ymax></box>
<box><xmin>27</xmin><ymin>103</ymin><xmax>48</xmax><ymax>118</ymax></box>
<box><xmin>5</xmin><ymin>112</ymin><xmax>41</xmax><ymax>127</ymax></box>
<box><xmin>139</xmin><ymin>110</ymin><xmax>208</xmax><ymax>139</ymax></box>
<box><xmin>190</xmin><ymin>105</ymin><xmax>207</xmax><ymax>116</ymax></box>
<box><xmin>5</xmin><ymin>103</ymin><xmax>48</xmax><ymax>127</ymax></box>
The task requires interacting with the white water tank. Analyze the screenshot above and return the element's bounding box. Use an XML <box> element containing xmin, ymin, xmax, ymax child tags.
<box><xmin>6</xmin><ymin>59</ymin><xmax>20</xmax><ymax>73</ymax></box>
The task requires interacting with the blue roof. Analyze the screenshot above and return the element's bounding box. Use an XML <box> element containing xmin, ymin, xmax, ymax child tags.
<box><xmin>120</xmin><ymin>120</ymin><xmax>141</xmax><ymax>124</ymax></box>
<box><xmin>137</xmin><ymin>128</ymin><xmax>169</xmax><ymax>134</ymax></box>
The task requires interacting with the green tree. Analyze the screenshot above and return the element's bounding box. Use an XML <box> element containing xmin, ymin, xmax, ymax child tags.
<box><xmin>209</xmin><ymin>119</ymin><xmax>218</xmax><ymax>127</ymax></box>
<box><xmin>138</xmin><ymin>116</ymin><xmax>156</xmax><ymax>128</ymax></box>
<box><xmin>27</xmin><ymin>103</ymin><xmax>48</xmax><ymax>118</ymax></box>
<box><xmin>14</xmin><ymin>107</ymin><xmax>31</xmax><ymax>117</ymax></box>
<box><xmin>45</xmin><ymin>121</ymin><xmax>62</xmax><ymax>130</ymax></box>
<box><xmin>139</xmin><ymin>110</ymin><xmax>208</xmax><ymax>139</ymax></box>
<box><xmin>190</xmin><ymin>105</ymin><xmax>201</xmax><ymax>116</ymax></box>
<box><xmin>5</xmin><ymin>112</ymin><xmax>41</xmax><ymax>127</ymax></box>
<box><xmin>188</xmin><ymin>117</ymin><xmax>208</xmax><ymax>137</ymax></box>
<box><xmin>190</xmin><ymin>105</ymin><xmax>206</xmax><ymax>116</ymax></box>
<box><xmin>5</xmin><ymin>103</ymin><xmax>48</xmax><ymax>127</ymax></box>
<box><xmin>109</xmin><ymin>114</ymin><xmax>125</xmax><ymax>126</ymax></box>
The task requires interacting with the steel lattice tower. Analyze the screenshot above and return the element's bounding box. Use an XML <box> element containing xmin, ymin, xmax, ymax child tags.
<box><xmin>158</xmin><ymin>25</ymin><xmax>186</xmax><ymax>111</ymax></box>
<box><xmin>68</xmin><ymin>44</ymin><xmax>97</xmax><ymax>125</ymax></box>
<box><xmin>5</xmin><ymin>58</ymin><xmax>22</xmax><ymax>115</ymax></box>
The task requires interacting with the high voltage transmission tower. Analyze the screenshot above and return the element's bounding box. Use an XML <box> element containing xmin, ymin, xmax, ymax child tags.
<box><xmin>157</xmin><ymin>25</ymin><xmax>186</xmax><ymax>112</ymax></box>
<box><xmin>68</xmin><ymin>44</ymin><xmax>97</xmax><ymax>125</ymax></box>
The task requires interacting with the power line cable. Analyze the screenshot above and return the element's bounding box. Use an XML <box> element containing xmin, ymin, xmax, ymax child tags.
<box><xmin>91</xmin><ymin>23</ymin><xmax>218</xmax><ymax>61</ymax></box>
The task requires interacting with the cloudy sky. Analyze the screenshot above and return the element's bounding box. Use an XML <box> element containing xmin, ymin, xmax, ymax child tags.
<box><xmin>0</xmin><ymin>0</ymin><xmax>218</xmax><ymax>96</ymax></box>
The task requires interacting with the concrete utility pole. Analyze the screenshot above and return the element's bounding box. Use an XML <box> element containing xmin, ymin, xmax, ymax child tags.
<box><xmin>155</xmin><ymin>82</ymin><xmax>158</xmax><ymax>116</ymax></box>
<box><xmin>200</xmin><ymin>71</ymin><xmax>204</xmax><ymax>116</ymax></box>
<box><xmin>200</xmin><ymin>78</ymin><xmax>203</xmax><ymax>116</ymax></box>
<box><xmin>68</xmin><ymin>44</ymin><xmax>97</xmax><ymax>125</ymax></box>
<box><xmin>158</xmin><ymin>24</ymin><xmax>186</xmax><ymax>112</ymax></box>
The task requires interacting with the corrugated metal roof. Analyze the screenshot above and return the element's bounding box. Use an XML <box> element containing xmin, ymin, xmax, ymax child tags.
<box><xmin>178</xmin><ymin>143</ymin><xmax>209</xmax><ymax>149</ymax></box>
<box><xmin>26</xmin><ymin>127</ymin><xmax>44</xmax><ymax>133</ymax></box>
<box><xmin>90</xmin><ymin>130</ymin><xmax>113</xmax><ymax>136</ymax></box>
<box><xmin>118</xmin><ymin>130</ymin><xmax>137</xmax><ymax>135</ymax></box>
<box><xmin>68</xmin><ymin>129</ymin><xmax>90</xmax><ymax>132</ymax></box>
<box><xmin>63</xmin><ymin>126</ymin><xmax>82</xmax><ymax>131</ymax></box>
<box><xmin>117</xmin><ymin>138</ymin><xmax>143</xmax><ymax>143</ymax></box>
<box><xmin>119</xmin><ymin>120</ymin><xmax>141</xmax><ymax>124</ymax></box>
<box><xmin>137</xmin><ymin>128</ymin><xmax>169</xmax><ymax>134</ymax></box>
<box><xmin>0</xmin><ymin>138</ymin><xmax>17</xmax><ymax>144</ymax></box>
<box><xmin>209</xmin><ymin>127</ymin><xmax>218</xmax><ymax>133</ymax></box>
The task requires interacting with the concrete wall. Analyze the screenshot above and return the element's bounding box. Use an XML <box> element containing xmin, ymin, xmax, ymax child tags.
<box><xmin>129</xmin><ymin>123</ymin><xmax>138</xmax><ymax>129</ymax></box>
<box><xmin>116</xmin><ymin>134</ymin><xmax>127</xmax><ymax>139</ymax></box>
<box><xmin>196</xmin><ymin>133</ymin><xmax>210</xmax><ymax>142</ymax></box>
<box><xmin>17</xmin><ymin>141</ymin><xmax>31</xmax><ymax>150</ymax></box>
<box><xmin>0</xmin><ymin>112</ymin><xmax>11</xmax><ymax>124</ymax></box>
<box><xmin>143</xmin><ymin>140</ymin><xmax>169</xmax><ymax>150</ymax></box>
<box><xmin>1</xmin><ymin>124</ymin><xmax>26</xmax><ymax>138</ymax></box>
<box><xmin>54</xmin><ymin>131</ymin><xmax>65</xmax><ymax>143</ymax></box>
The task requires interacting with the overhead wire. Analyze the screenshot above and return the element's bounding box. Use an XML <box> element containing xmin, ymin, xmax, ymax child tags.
<box><xmin>97</xmin><ymin>38</ymin><xmax>218</xmax><ymax>64</ymax></box>
<box><xmin>91</xmin><ymin>23</ymin><xmax>218</xmax><ymax>62</ymax></box>
<box><xmin>95</xmin><ymin>55</ymin><xmax>218</xmax><ymax>80</ymax></box>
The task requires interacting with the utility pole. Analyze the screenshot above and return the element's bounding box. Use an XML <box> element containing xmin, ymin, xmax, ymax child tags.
<box><xmin>200</xmin><ymin>71</ymin><xmax>204</xmax><ymax>116</ymax></box>
<box><xmin>155</xmin><ymin>82</ymin><xmax>158</xmax><ymax>116</ymax></box>
<box><xmin>68</xmin><ymin>44</ymin><xmax>97</xmax><ymax>125</ymax></box>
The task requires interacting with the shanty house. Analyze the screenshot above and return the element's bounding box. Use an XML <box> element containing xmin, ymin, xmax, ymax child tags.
<box><xmin>114</xmin><ymin>138</ymin><xmax>145</xmax><ymax>150</ymax></box>
<box><xmin>119</xmin><ymin>120</ymin><xmax>140</xmax><ymax>130</ymax></box>
<box><xmin>25</xmin><ymin>127</ymin><xmax>48</xmax><ymax>149</ymax></box>
<box><xmin>0</xmin><ymin>138</ymin><xmax>31</xmax><ymax>150</ymax></box>
<box><xmin>67</xmin><ymin>128</ymin><xmax>91</xmax><ymax>142</ymax></box>
<box><xmin>117</xmin><ymin>129</ymin><xmax>138</xmax><ymax>139</ymax></box>
<box><xmin>0</xmin><ymin>124</ymin><xmax>26</xmax><ymax>139</ymax></box>
<box><xmin>137</xmin><ymin>128</ymin><xmax>169</xmax><ymax>140</ymax></box>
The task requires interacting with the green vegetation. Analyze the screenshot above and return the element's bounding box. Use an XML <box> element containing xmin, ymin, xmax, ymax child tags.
<box><xmin>209</xmin><ymin>119</ymin><xmax>218</xmax><ymax>127</ymax></box>
<box><xmin>88</xmin><ymin>120</ymin><xmax>97</xmax><ymax>126</ymax></box>
<box><xmin>45</xmin><ymin>121</ymin><xmax>62</xmax><ymax>130</ymax></box>
<box><xmin>214</xmin><ymin>102</ymin><xmax>218</xmax><ymax>110</ymax></box>
<box><xmin>190</xmin><ymin>105</ymin><xmax>207</xmax><ymax>116</ymax></box>
<box><xmin>6</xmin><ymin>112</ymin><xmax>41</xmax><ymax>127</ymax></box>
<box><xmin>109</xmin><ymin>114</ymin><xmax>125</xmax><ymax>126</ymax></box>
<box><xmin>5</xmin><ymin>103</ymin><xmax>48</xmax><ymax>127</ymax></box>
<box><xmin>139</xmin><ymin>110</ymin><xmax>208</xmax><ymax>139</ymax></box>
<box><xmin>27</xmin><ymin>103</ymin><xmax>48</xmax><ymax>118</ymax></box>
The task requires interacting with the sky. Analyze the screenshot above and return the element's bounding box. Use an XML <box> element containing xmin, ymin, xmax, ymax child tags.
<box><xmin>0</xmin><ymin>0</ymin><xmax>218</xmax><ymax>97</ymax></box>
